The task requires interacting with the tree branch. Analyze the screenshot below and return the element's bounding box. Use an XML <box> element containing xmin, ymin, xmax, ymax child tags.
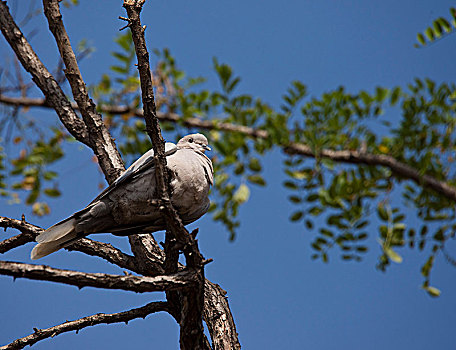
<box><xmin>204</xmin><ymin>280</ymin><xmax>241</xmax><ymax>350</ymax></box>
<box><xmin>0</xmin><ymin>216</ymin><xmax>241</xmax><ymax>349</ymax></box>
<box><xmin>126</xmin><ymin>234</ymin><xmax>166</xmax><ymax>276</ymax></box>
<box><xmin>0</xmin><ymin>260</ymin><xmax>199</xmax><ymax>292</ymax></box>
<box><xmin>2</xmin><ymin>93</ymin><xmax>455</xmax><ymax>203</ymax></box>
<box><xmin>2</xmin><ymin>1</ymin><xmax>237</xmax><ymax>347</ymax></box>
<box><xmin>66</xmin><ymin>238</ymin><xmax>140</xmax><ymax>273</ymax></box>
<box><xmin>284</xmin><ymin>143</ymin><xmax>456</xmax><ymax>202</ymax></box>
<box><xmin>0</xmin><ymin>216</ymin><xmax>139</xmax><ymax>274</ymax></box>
<box><xmin>0</xmin><ymin>216</ymin><xmax>42</xmax><ymax>253</ymax></box>
<box><xmin>123</xmin><ymin>2</ymin><xmax>209</xmax><ymax>349</ymax></box>
<box><xmin>0</xmin><ymin>1</ymin><xmax>88</xmax><ymax>143</ymax></box>
<box><xmin>42</xmin><ymin>0</ymin><xmax>125</xmax><ymax>182</ymax></box>
<box><xmin>0</xmin><ymin>301</ymin><xmax>170</xmax><ymax>350</ymax></box>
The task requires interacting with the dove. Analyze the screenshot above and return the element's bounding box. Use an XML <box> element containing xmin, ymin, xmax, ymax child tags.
<box><xmin>31</xmin><ymin>133</ymin><xmax>213</xmax><ymax>259</ymax></box>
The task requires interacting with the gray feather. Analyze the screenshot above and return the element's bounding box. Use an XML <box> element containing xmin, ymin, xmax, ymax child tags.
<box><xmin>31</xmin><ymin>134</ymin><xmax>213</xmax><ymax>259</ymax></box>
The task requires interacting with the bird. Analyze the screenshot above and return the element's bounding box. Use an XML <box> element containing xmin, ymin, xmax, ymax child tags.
<box><xmin>31</xmin><ymin>133</ymin><xmax>213</xmax><ymax>259</ymax></box>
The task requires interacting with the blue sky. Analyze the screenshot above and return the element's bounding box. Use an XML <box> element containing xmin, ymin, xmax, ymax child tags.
<box><xmin>1</xmin><ymin>1</ymin><xmax>456</xmax><ymax>349</ymax></box>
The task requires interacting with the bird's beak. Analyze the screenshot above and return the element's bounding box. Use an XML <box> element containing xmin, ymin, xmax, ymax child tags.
<box><xmin>204</xmin><ymin>145</ymin><xmax>211</xmax><ymax>151</ymax></box>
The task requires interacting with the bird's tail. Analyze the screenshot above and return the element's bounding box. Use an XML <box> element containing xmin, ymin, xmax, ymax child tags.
<box><xmin>30</xmin><ymin>218</ymin><xmax>78</xmax><ymax>259</ymax></box>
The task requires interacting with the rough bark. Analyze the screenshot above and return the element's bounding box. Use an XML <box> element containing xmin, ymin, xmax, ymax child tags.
<box><xmin>0</xmin><ymin>260</ymin><xmax>199</xmax><ymax>292</ymax></box>
<box><xmin>204</xmin><ymin>281</ymin><xmax>241</xmax><ymax>350</ymax></box>
<box><xmin>42</xmin><ymin>0</ymin><xmax>125</xmax><ymax>182</ymax></box>
<box><xmin>123</xmin><ymin>1</ymin><xmax>209</xmax><ymax>348</ymax></box>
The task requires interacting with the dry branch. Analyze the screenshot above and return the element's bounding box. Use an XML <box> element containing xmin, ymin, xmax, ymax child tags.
<box><xmin>0</xmin><ymin>217</ymin><xmax>240</xmax><ymax>349</ymax></box>
<box><xmin>0</xmin><ymin>216</ymin><xmax>138</xmax><ymax>272</ymax></box>
<box><xmin>0</xmin><ymin>216</ymin><xmax>43</xmax><ymax>253</ymax></box>
<box><xmin>0</xmin><ymin>301</ymin><xmax>169</xmax><ymax>350</ymax></box>
<box><xmin>204</xmin><ymin>280</ymin><xmax>241</xmax><ymax>350</ymax></box>
<box><xmin>0</xmin><ymin>260</ymin><xmax>198</xmax><ymax>292</ymax></box>
<box><xmin>123</xmin><ymin>2</ymin><xmax>209</xmax><ymax>349</ymax></box>
<box><xmin>0</xmin><ymin>1</ymin><xmax>88</xmax><ymax>143</ymax></box>
<box><xmin>66</xmin><ymin>238</ymin><xmax>140</xmax><ymax>272</ymax></box>
<box><xmin>42</xmin><ymin>0</ymin><xmax>125</xmax><ymax>182</ymax></box>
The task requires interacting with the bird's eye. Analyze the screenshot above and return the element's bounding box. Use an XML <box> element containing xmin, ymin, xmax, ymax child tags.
<box><xmin>188</xmin><ymin>138</ymin><xmax>194</xmax><ymax>143</ymax></box>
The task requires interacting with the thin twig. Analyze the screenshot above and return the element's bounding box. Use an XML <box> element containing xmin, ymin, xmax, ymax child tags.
<box><xmin>0</xmin><ymin>301</ymin><xmax>170</xmax><ymax>350</ymax></box>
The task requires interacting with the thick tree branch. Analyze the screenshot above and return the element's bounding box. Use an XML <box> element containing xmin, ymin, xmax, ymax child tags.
<box><xmin>42</xmin><ymin>0</ymin><xmax>124</xmax><ymax>182</ymax></box>
<box><xmin>0</xmin><ymin>260</ymin><xmax>199</xmax><ymax>292</ymax></box>
<box><xmin>0</xmin><ymin>216</ymin><xmax>139</xmax><ymax>273</ymax></box>
<box><xmin>0</xmin><ymin>216</ymin><xmax>42</xmax><ymax>253</ymax></box>
<box><xmin>0</xmin><ymin>1</ymin><xmax>88</xmax><ymax>143</ymax></box>
<box><xmin>2</xmin><ymin>94</ymin><xmax>455</xmax><ymax>203</ymax></box>
<box><xmin>126</xmin><ymin>234</ymin><xmax>166</xmax><ymax>276</ymax></box>
<box><xmin>66</xmin><ymin>238</ymin><xmax>140</xmax><ymax>272</ymax></box>
<box><xmin>123</xmin><ymin>2</ymin><xmax>209</xmax><ymax>349</ymax></box>
<box><xmin>204</xmin><ymin>280</ymin><xmax>241</xmax><ymax>350</ymax></box>
<box><xmin>0</xmin><ymin>216</ymin><xmax>241</xmax><ymax>349</ymax></box>
<box><xmin>0</xmin><ymin>301</ymin><xmax>170</xmax><ymax>350</ymax></box>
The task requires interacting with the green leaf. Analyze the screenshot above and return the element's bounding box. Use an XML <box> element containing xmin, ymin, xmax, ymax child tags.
<box><xmin>424</xmin><ymin>286</ymin><xmax>441</xmax><ymax>298</ymax></box>
<box><xmin>305</xmin><ymin>220</ymin><xmax>313</xmax><ymax>229</ymax></box>
<box><xmin>416</xmin><ymin>33</ymin><xmax>426</xmax><ymax>46</ymax></box>
<box><xmin>357</xmin><ymin>233</ymin><xmax>368</xmax><ymax>240</ymax></box>
<box><xmin>390</xmin><ymin>87</ymin><xmax>401</xmax><ymax>105</ymax></box>
<box><xmin>385</xmin><ymin>247</ymin><xmax>402</xmax><ymax>263</ymax></box>
<box><xmin>320</xmin><ymin>228</ymin><xmax>334</xmax><ymax>238</ymax></box>
<box><xmin>377</xmin><ymin>203</ymin><xmax>389</xmax><ymax>221</ymax></box>
<box><xmin>288</xmin><ymin>195</ymin><xmax>302</xmax><ymax>203</ymax></box>
<box><xmin>43</xmin><ymin>171</ymin><xmax>58</xmax><ymax>181</ymax></box>
<box><xmin>290</xmin><ymin>211</ymin><xmax>304</xmax><ymax>222</ymax></box>
<box><xmin>248</xmin><ymin>158</ymin><xmax>262</xmax><ymax>172</ymax></box>
<box><xmin>233</xmin><ymin>184</ymin><xmax>250</xmax><ymax>204</ymax></box>
<box><xmin>433</xmin><ymin>19</ymin><xmax>443</xmax><ymax>37</ymax></box>
<box><xmin>424</xmin><ymin>27</ymin><xmax>435</xmax><ymax>41</ymax></box>
<box><xmin>283</xmin><ymin>181</ymin><xmax>298</xmax><ymax>190</ymax></box>
<box><xmin>112</xmin><ymin>52</ymin><xmax>130</xmax><ymax>63</ymax></box>
<box><xmin>111</xmin><ymin>65</ymin><xmax>127</xmax><ymax>74</ymax></box>
<box><xmin>375</xmin><ymin>87</ymin><xmax>388</xmax><ymax>102</ymax></box>
<box><xmin>306</xmin><ymin>193</ymin><xmax>319</xmax><ymax>202</ymax></box>
<box><xmin>247</xmin><ymin>175</ymin><xmax>266</xmax><ymax>186</ymax></box>
<box><xmin>439</xmin><ymin>17</ymin><xmax>452</xmax><ymax>32</ymax></box>
<box><xmin>43</xmin><ymin>188</ymin><xmax>61</xmax><ymax>197</ymax></box>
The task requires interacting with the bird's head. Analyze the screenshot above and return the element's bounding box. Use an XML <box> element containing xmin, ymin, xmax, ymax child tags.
<box><xmin>177</xmin><ymin>133</ymin><xmax>211</xmax><ymax>153</ymax></box>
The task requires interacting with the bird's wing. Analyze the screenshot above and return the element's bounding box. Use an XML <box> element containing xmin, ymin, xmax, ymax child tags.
<box><xmin>90</xmin><ymin>142</ymin><xmax>177</xmax><ymax>203</ymax></box>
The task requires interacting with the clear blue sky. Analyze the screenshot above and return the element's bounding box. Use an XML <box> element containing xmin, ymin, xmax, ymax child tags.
<box><xmin>1</xmin><ymin>1</ymin><xmax>456</xmax><ymax>349</ymax></box>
